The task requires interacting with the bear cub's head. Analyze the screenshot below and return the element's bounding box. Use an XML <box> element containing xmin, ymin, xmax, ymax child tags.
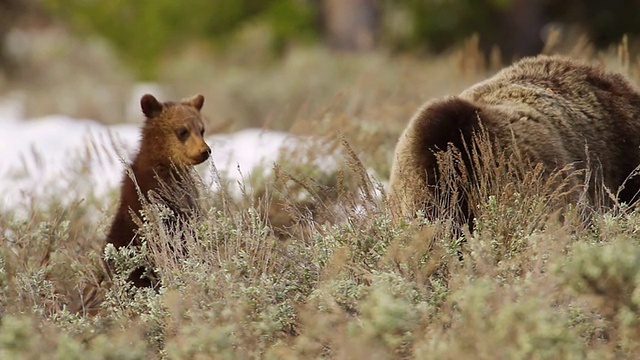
<box><xmin>140</xmin><ymin>93</ymin><xmax>211</xmax><ymax>166</ymax></box>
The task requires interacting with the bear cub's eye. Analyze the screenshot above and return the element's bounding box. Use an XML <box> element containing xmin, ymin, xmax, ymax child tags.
<box><xmin>200</xmin><ymin>129</ymin><xmax>205</xmax><ymax>137</ymax></box>
<box><xmin>177</xmin><ymin>128</ymin><xmax>190</xmax><ymax>141</ymax></box>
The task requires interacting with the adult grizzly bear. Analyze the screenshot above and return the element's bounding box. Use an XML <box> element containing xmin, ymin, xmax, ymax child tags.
<box><xmin>389</xmin><ymin>55</ymin><xmax>640</xmax><ymax>223</ymax></box>
<box><xmin>105</xmin><ymin>93</ymin><xmax>211</xmax><ymax>288</ymax></box>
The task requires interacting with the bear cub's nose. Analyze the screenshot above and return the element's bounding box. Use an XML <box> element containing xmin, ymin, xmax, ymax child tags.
<box><xmin>202</xmin><ymin>146</ymin><xmax>211</xmax><ymax>159</ymax></box>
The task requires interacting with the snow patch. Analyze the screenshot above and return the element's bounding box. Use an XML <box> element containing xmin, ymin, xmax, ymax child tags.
<box><xmin>0</xmin><ymin>99</ymin><xmax>322</xmax><ymax>212</ymax></box>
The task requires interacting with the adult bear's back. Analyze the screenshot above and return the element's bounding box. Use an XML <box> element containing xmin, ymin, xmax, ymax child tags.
<box><xmin>389</xmin><ymin>55</ymin><xmax>640</xmax><ymax>221</ymax></box>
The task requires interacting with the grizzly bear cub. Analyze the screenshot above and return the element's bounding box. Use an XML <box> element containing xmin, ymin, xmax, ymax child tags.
<box><xmin>105</xmin><ymin>93</ymin><xmax>210</xmax><ymax>288</ymax></box>
<box><xmin>389</xmin><ymin>55</ymin><xmax>640</xmax><ymax>223</ymax></box>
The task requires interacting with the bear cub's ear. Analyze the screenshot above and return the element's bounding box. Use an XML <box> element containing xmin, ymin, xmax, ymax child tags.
<box><xmin>141</xmin><ymin>94</ymin><xmax>164</xmax><ymax>118</ymax></box>
<box><xmin>184</xmin><ymin>94</ymin><xmax>205</xmax><ymax>111</ymax></box>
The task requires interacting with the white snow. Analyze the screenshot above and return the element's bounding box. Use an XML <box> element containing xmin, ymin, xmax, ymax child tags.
<box><xmin>0</xmin><ymin>96</ymin><xmax>324</xmax><ymax>213</ymax></box>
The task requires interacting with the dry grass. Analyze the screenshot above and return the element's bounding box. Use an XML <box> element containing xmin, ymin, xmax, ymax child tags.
<box><xmin>4</xmin><ymin>32</ymin><xmax>640</xmax><ymax>359</ymax></box>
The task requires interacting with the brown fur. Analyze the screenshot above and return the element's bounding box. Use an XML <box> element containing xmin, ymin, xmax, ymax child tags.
<box><xmin>105</xmin><ymin>94</ymin><xmax>210</xmax><ymax>287</ymax></box>
<box><xmin>390</xmin><ymin>55</ymin><xmax>640</xmax><ymax>222</ymax></box>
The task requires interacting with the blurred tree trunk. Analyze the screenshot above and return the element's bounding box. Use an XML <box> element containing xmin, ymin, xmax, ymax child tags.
<box><xmin>502</xmin><ymin>0</ymin><xmax>544</xmax><ymax>58</ymax></box>
<box><xmin>320</xmin><ymin>0</ymin><xmax>379</xmax><ymax>51</ymax></box>
<box><xmin>0</xmin><ymin>0</ymin><xmax>24</xmax><ymax>77</ymax></box>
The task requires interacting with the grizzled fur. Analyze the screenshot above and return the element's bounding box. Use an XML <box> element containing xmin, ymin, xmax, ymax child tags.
<box><xmin>389</xmin><ymin>55</ymin><xmax>640</xmax><ymax>221</ymax></box>
<box><xmin>105</xmin><ymin>94</ymin><xmax>211</xmax><ymax>288</ymax></box>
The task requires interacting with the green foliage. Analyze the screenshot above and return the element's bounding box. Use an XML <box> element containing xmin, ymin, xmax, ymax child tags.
<box><xmin>43</xmin><ymin>0</ymin><xmax>318</xmax><ymax>80</ymax></box>
<box><xmin>420</xmin><ymin>279</ymin><xmax>588</xmax><ymax>359</ymax></box>
<box><xmin>350</xmin><ymin>272</ymin><xmax>421</xmax><ymax>357</ymax></box>
<box><xmin>384</xmin><ymin>0</ymin><xmax>511</xmax><ymax>52</ymax></box>
<box><xmin>260</xmin><ymin>0</ymin><xmax>318</xmax><ymax>53</ymax></box>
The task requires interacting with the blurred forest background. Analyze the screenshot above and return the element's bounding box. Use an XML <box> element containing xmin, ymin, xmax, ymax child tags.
<box><xmin>1</xmin><ymin>0</ymin><xmax>640</xmax><ymax>127</ymax></box>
